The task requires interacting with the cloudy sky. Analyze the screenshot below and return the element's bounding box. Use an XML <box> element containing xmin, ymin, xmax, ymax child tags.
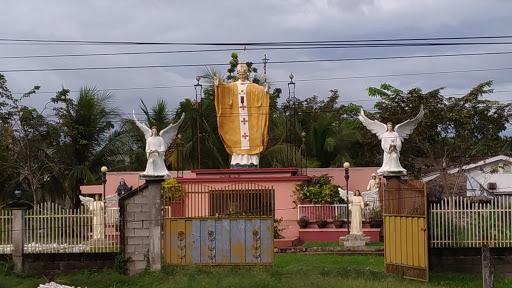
<box><xmin>1</xmin><ymin>0</ymin><xmax>512</xmax><ymax>123</ymax></box>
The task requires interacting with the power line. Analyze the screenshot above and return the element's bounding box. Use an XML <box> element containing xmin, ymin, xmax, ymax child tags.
<box><xmin>3</xmin><ymin>56</ymin><xmax>512</xmax><ymax>74</ymax></box>
<box><xmin>1</xmin><ymin>35</ymin><xmax>512</xmax><ymax>46</ymax></box>
<box><xmin>2</xmin><ymin>49</ymin><xmax>511</xmax><ymax>62</ymax></box>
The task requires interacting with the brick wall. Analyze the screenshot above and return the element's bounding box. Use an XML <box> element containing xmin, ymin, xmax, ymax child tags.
<box><xmin>430</xmin><ymin>248</ymin><xmax>512</xmax><ymax>278</ymax></box>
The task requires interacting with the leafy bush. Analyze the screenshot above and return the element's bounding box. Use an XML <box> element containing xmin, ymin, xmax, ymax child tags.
<box><xmin>162</xmin><ymin>178</ymin><xmax>183</xmax><ymax>202</ymax></box>
<box><xmin>273</xmin><ymin>217</ymin><xmax>285</xmax><ymax>239</ymax></box>
<box><xmin>293</xmin><ymin>174</ymin><xmax>344</xmax><ymax>204</ymax></box>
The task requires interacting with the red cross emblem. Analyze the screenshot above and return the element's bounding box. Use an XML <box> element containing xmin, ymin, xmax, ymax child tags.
<box><xmin>241</xmin><ymin>118</ymin><xmax>248</xmax><ymax>125</ymax></box>
<box><xmin>239</xmin><ymin>104</ymin><xmax>247</xmax><ymax>110</ymax></box>
<box><xmin>242</xmin><ymin>133</ymin><xmax>249</xmax><ymax>140</ymax></box>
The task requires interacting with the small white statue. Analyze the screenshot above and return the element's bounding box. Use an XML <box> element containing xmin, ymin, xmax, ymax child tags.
<box><xmin>133</xmin><ymin>112</ymin><xmax>185</xmax><ymax>179</ymax></box>
<box><xmin>350</xmin><ymin>190</ymin><xmax>366</xmax><ymax>236</ymax></box>
<box><xmin>358</xmin><ymin>105</ymin><xmax>424</xmax><ymax>176</ymax></box>
<box><xmin>79</xmin><ymin>194</ymin><xmax>119</xmax><ymax>239</ymax></box>
<box><xmin>367</xmin><ymin>173</ymin><xmax>378</xmax><ymax>191</ymax></box>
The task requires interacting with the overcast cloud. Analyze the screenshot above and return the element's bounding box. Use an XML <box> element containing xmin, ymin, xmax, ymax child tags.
<box><xmin>1</xmin><ymin>0</ymin><xmax>512</xmax><ymax>122</ymax></box>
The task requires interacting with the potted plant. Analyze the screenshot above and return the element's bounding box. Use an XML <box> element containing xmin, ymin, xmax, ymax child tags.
<box><xmin>297</xmin><ymin>214</ymin><xmax>309</xmax><ymax>229</ymax></box>
<box><xmin>368</xmin><ymin>207</ymin><xmax>383</xmax><ymax>228</ymax></box>
<box><xmin>332</xmin><ymin>213</ymin><xmax>346</xmax><ymax>229</ymax></box>
<box><xmin>316</xmin><ymin>218</ymin><xmax>328</xmax><ymax>228</ymax></box>
<box><xmin>162</xmin><ymin>178</ymin><xmax>184</xmax><ymax>217</ymax></box>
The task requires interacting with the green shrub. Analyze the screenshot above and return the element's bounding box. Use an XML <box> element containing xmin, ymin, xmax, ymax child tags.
<box><xmin>293</xmin><ymin>174</ymin><xmax>344</xmax><ymax>204</ymax></box>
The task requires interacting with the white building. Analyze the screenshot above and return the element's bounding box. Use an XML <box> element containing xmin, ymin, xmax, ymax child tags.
<box><xmin>422</xmin><ymin>155</ymin><xmax>512</xmax><ymax>197</ymax></box>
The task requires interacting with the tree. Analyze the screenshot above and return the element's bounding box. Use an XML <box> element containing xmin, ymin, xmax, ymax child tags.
<box><xmin>292</xmin><ymin>89</ymin><xmax>362</xmax><ymax>167</ymax></box>
<box><xmin>0</xmin><ymin>73</ymin><xmax>60</xmax><ymax>206</ymax></box>
<box><xmin>51</xmin><ymin>87</ymin><xmax>121</xmax><ymax>207</ymax></box>
<box><xmin>366</xmin><ymin>81</ymin><xmax>512</xmax><ymax>175</ymax></box>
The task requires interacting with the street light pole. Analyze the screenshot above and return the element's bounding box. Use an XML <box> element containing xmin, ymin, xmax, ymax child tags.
<box><xmin>344</xmin><ymin>162</ymin><xmax>350</xmax><ymax>235</ymax></box>
<box><xmin>194</xmin><ymin>76</ymin><xmax>202</xmax><ymax>170</ymax></box>
<box><xmin>101</xmin><ymin>166</ymin><xmax>108</xmax><ymax>233</ymax></box>
<box><xmin>101</xmin><ymin>166</ymin><xmax>108</xmax><ymax>202</ymax></box>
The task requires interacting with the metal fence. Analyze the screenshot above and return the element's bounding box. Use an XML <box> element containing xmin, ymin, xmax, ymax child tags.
<box><xmin>164</xmin><ymin>182</ymin><xmax>274</xmax><ymax>218</ymax></box>
<box><xmin>0</xmin><ymin>202</ymin><xmax>120</xmax><ymax>254</ymax></box>
<box><xmin>0</xmin><ymin>209</ymin><xmax>12</xmax><ymax>254</ymax></box>
<box><xmin>298</xmin><ymin>204</ymin><xmax>371</xmax><ymax>221</ymax></box>
<box><xmin>430</xmin><ymin>196</ymin><xmax>512</xmax><ymax>248</ymax></box>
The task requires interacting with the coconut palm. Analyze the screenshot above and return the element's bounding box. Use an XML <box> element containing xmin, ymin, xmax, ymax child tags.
<box><xmin>51</xmin><ymin>86</ymin><xmax>122</xmax><ymax>207</ymax></box>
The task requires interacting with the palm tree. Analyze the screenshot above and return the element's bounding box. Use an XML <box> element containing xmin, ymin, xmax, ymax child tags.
<box><xmin>308</xmin><ymin>114</ymin><xmax>360</xmax><ymax>167</ymax></box>
<box><xmin>51</xmin><ymin>86</ymin><xmax>121</xmax><ymax>207</ymax></box>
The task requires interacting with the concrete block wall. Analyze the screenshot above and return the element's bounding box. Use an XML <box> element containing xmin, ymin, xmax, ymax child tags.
<box><xmin>120</xmin><ymin>181</ymin><xmax>162</xmax><ymax>275</ymax></box>
<box><xmin>430</xmin><ymin>248</ymin><xmax>512</xmax><ymax>278</ymax></box>
<box><xmin>23</xmin><ymin>253</ymin><xmax>116</xmax><ymax>275</ymax></box>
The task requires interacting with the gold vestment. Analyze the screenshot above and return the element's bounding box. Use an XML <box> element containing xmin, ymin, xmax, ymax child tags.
<box><xmin>214</xmin><ymin>80</ymin><xmax>269</xmax><ymax>155</ymax></box>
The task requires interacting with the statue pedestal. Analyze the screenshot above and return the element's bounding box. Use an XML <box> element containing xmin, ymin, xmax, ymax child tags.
<box><xmin>139</xmin><ymin>174</ymin><xmax>169</xmax><ymax>181</ymax></box>
<box><xmin>380</xmin><ymin>171</ymin><xmax>407</xmax><ymax>177</ymax></box>
<box><xmin>339</xmin><ymin>234</ymin><xmax>371</xmax><ymax>247</ymax></box>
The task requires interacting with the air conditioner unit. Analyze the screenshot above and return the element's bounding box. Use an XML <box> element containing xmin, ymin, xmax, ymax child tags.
<box><xmin>487</xmin><ymin>182</ymin><xmax>497</xmax><ymax>190</ymax></box>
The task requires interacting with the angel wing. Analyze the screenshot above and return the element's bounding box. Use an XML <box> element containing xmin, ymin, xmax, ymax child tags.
<box><xmin>358</xmin><ymin>109</ymin><xmax>387</xmax><ymax>139</ymax></box>
<box><xmin>105</xmin><ymin>193</ymin><xmax>119</xmax><ymax>207</ymax></box>
<box><xmin>79</xmin><ymin>195</ymin><xmax>94</xmax><ymax>207</ymax></box>
<box><xmin>394</xmin><ymin>105</ymin><xmax>424</xmax><ymax>141</ymax></box>
<box><xmin>133</xmin><ymin>110</ymin><xmax>152</xmax><ymax>140</ymax></box>
<box><xmin>160</xmin><ymin>113</ymin><xmax>185</xmax><ymax>147</ymax></box>
<box><xmin>338</xmin><ymin>187</ymin><xmax>354</xmax><ymax>202</ymax></box>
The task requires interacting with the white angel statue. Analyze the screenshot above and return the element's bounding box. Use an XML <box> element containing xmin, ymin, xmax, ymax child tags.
<box><xmin>133</xmin><ymin>112</ymin><xmax>185</xmax><ymax>179</ymax></box>
<box><xmin>358</xmin><ymin>105</ymin><xmax>424</xmax><ymax>176</ymax></box>
<box><xmin>79</xmin><ymin>194</ymin><xmax>119</xmax><ymax>239</ymax></box>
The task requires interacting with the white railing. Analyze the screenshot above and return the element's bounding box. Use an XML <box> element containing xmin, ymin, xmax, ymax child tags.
<box><xmin>22</xmin><ymin>202</ymin><xmax>120</xmax><ymax>253</ymax></box>
<box><xmin>0</xmin><ymin>209</ymin><xmax>12</xmax><ymax>254</ymax></box>
<box><xmin>298</xmin><ymin>204</ymin><xmax>351</xmax><ymax>221</ymax></box>
<box><xmin>430</xmin><ymin>196</ymin><xmax>512</xmax><ymax>248</ymax></box>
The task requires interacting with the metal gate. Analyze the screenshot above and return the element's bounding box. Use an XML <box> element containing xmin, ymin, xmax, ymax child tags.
<box><xmin>383</xmin><ymin>178</ymin><xmax>428</xmax><ymax>281</ymax></box>
<box><xmin>163</xmin><ymin>182</ymin><xmax>274</xmax><ymax>265</ymax></box>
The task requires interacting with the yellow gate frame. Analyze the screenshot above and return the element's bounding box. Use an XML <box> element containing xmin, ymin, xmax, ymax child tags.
<box><xmin>384</xmin><ymin>178</ymin><xmax>429</xmax><ymax>281</ymax></box>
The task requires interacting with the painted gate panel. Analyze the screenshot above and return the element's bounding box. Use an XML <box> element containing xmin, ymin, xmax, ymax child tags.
<box><xmin>164</xmin><ymin>218</ymin><xmax>273</xmax><ymax>265</ymax></box>
<box><xmin>384</xmin><ymin>179</ymin><xmax>428</xmax><ymax>282</ymax></box>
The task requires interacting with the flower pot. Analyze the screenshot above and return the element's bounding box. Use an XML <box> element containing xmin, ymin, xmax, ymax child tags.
<box><xmin>332</xmin><ymin>220</ymin><xmax>345</xmax><ymax>229</ymax></box>
<box><xmin>170</xmin><ymin>201</ymin><xmax>183</xmax><ymax>217</ymax></box>
<box><xmin>298</xmin><ymin>221</ymin><xmax>309</xmax><ymax>229</ymax></box>
<box><xmin>362</xmin><ymin>221</ymin><xmax>371</xmax><ymax>228</ymax></box>
<box><xmin>316</xmin><ymin>220</ymin><xmax>328</xmax><ymax>228</ymax></box>
<box><xmin>370</xmin><ymin>220</ymin><xmax>383</xmax><ymax>228</ymax></box>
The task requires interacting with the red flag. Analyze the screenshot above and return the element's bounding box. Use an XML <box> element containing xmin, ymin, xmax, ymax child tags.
<box><xmin>243</xmin><ymin>45</ymin><xmax>246</xmax><ymax>51</ymax></box>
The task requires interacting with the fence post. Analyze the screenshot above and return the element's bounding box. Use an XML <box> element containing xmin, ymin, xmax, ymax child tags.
<box><xmin>482</xmin><ymin>244</ymin><xmax>493</xmax><ymax>288</ymax></box>
<box><xmin>10</xmin><ymin>207</ymin><xmax>26</xmax><ymax>272</ymax></box>
<box><xmin>146</xmin><ymin>179</ymin><xmax>163</xmax><ymax>271</ymax></box>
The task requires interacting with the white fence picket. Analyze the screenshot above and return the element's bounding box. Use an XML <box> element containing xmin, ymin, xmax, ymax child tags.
<box><xmin>430</xmin><ymin>196</ymin><xmax>512</xmax><ymax>248</ymax></box>
<box><xmin>0</xmin><ymin>210</ymin><xmax>12</xmax><ymax>253</ymax></box>
<box><xmin>21</xmin><ymin>202</ymin><xmax>119</xmax><ymax>254</ymax></box>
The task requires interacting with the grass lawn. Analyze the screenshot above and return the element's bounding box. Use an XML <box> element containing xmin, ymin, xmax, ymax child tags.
<box><xmin>1</xmin><ymin>254</ymin><xmax>511</xmax><ymax>288</ymax></box>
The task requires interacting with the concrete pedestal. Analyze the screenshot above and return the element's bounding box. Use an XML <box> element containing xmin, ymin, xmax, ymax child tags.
<box><xmin>339</xmin><ymin>234</ymin><xmax>371</xmax><ymax>247</ymax></box>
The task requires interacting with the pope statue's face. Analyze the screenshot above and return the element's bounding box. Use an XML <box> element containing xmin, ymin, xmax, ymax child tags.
<box><xmin>237</xmin><ymin>64</ymin><xmax>249</xmax><ymax>81</ymax></box>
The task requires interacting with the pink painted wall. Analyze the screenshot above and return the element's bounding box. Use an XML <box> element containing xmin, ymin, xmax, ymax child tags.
<box><xmin>308</xmin><ymin>167</ymin><xmax>382</xmax><ymax>192</ymax></box>
<box><xmin>79</xmin><ymin>167</ymin><xmax>381</xmax><ymax>239</ymax></box>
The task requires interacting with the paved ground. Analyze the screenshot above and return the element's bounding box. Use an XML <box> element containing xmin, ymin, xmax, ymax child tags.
<box><xmin>275</xmin><ymin>246</ymin><xmax>384</xmax><ymax>255</ymax></box>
